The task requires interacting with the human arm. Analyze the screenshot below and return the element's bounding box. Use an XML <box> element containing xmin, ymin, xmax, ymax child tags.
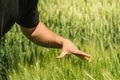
<box><xmin>20</xmin><ymin>21</ymin><xmax>90</xmax><ymax>59</ymax></box>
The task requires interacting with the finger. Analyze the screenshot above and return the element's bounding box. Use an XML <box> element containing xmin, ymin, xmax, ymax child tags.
<box><xmin>57</xmin><ymin>52</ymin><xmax>66</xmax><ymax>59</ymax></box>
<box><xmin>74</xmin><ymin>51</ymin><xmax>91</xmax><ymax>59</ymax></box>
<box><xmin>79</xmin><ymin>51</ymin><xmax>90</xmax><ymax>58</ymax></box>
<box><xmin>75</xmin><ymin>53</ymin><xmax>90</xmax><ymax>59</ymax></box>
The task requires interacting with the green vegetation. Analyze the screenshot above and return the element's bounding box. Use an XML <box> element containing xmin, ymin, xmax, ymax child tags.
<box><xmin>0</xmin><ymin>0</ymin><xmax>120</xmax><ymax>80</ymax></box>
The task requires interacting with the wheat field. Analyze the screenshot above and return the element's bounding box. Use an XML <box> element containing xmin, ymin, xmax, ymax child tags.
<box><xmin>0</xmin><ymin>0</ymin><xmax>120</xmax><ymax>80</ymax></box>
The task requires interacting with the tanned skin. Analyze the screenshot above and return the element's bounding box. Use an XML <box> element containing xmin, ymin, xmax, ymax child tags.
<box><xmin>20</xmin><ymin>21</ymin><xmax>90</xmax><ymax>59</ymax></box>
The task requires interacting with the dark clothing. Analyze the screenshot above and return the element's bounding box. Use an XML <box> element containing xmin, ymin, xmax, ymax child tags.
<box><xmin>0</xmin><ymin>0</ymin><xmax>39</xmax><ymax>37</ymax></box>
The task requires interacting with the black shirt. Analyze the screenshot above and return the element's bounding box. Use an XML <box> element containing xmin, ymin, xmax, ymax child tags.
<box><xmin>0</xmin><ymin>0</ymin><xmax>39</xmax><ymax>37</ymax></box>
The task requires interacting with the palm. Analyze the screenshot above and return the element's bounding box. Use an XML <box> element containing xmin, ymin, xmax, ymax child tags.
<box><xmin>57</xmin><ymin>39</ymin><xmax>90</xmax><ymax>59</ymax></box>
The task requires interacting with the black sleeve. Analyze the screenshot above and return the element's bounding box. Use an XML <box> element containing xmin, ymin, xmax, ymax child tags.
<box><xmin>17</xmin><ymin>3</ymin><xmax>39</xmax><ymax>28</ymax></box>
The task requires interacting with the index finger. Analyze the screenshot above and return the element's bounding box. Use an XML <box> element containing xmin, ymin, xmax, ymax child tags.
<box><xmin>73</xmin><ymin>51</ymin><xmax>91</xmax><ymax>59</ymax></box>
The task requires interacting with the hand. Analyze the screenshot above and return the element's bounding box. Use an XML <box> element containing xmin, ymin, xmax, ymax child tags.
<box><xmin>57</xmin><ymin>39</ymin><xmax>90</xmax><ymax>60</ymax></box>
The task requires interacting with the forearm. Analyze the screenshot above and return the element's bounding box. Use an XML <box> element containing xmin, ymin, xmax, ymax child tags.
<box><xmin>32</xmin><ymin>22</ymin><xmax>66</xmax><ymax>48</ymax></box>
<box><xmin>20</xmin><ymin>22</ymin><xmax>91</xmax><ymax>59</ymax></box>
<box><xmin>21</xmin><ymin>22</ymin><xmax>65</xmax><ymax>48</ymax></box>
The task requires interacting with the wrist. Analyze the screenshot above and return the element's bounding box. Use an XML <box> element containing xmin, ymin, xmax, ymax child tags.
<box><xmin>55</xmin><ymin>37</ymin><xmax>67</xmax><ymax>48</ymax></box>
<box><xmin>61</xmin><ymin>38</ymin><xmax>69</xmax><ymax>46</ymax></box>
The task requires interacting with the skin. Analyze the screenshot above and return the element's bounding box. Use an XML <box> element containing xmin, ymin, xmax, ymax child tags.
<box><xmin>20</xmin><ymin>21</ymin><xmax>90</xmax><ymax>59</ymax></box>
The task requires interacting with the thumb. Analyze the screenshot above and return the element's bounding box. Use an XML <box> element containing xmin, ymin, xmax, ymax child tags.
<box><xmin>57</xmin><ymin>52</ymin><xmax>66</xmax><ymax>59</ymax></box>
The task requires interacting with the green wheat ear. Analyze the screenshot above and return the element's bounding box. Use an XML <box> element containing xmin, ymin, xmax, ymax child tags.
<box><xmin>0</xmin><ymin>0</ymin><xmax>120</xmax><ymax>80</ymax></box>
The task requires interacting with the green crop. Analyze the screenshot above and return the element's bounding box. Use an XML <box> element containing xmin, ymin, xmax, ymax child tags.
<box><xmin>0</xmin><ymin>0</ymin><xmax>120</xmax><ymax>80</ymax></box>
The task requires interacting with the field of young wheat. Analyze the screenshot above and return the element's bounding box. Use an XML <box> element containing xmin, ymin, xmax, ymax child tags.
<box><xmin>0</xmin><ymin>0</ymin><xmax>120</xmax><ymax>80</ymax></box>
